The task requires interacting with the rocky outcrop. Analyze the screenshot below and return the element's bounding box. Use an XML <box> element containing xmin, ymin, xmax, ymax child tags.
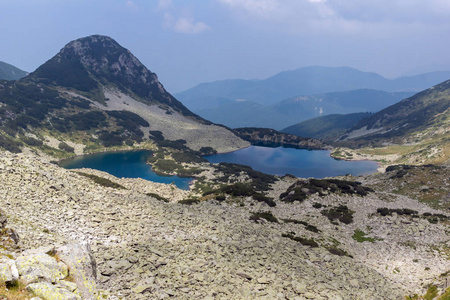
<box><xmin>0</xmin><ymin>210</ymin><xmax>100</xmax><ymax>299</ymax></box>
<box><xmin>56</xmin><ymin>243</ymin><xmax>98</xmax><ymax>300</ymax></box>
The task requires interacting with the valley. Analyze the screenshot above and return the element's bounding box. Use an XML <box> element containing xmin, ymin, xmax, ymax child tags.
<box><xmin>0</xmin><ymin>35</ymin><xmax>449</xmax><ymax>300</ymax></box>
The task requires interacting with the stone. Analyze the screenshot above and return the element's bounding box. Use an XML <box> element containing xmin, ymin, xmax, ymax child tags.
<box><xmin>0</xmin><ymin>208</ymin><xmax>7</xmax><ymax>228</ymax></box>
<box><xmin>56</xmin><ymin>242</ymin><xmax>98</xmax><ymax>300</ymax></box>
<box><xmin>57</xmin><ymin>280</ymin><xmax>78</xmax><ymax>292</ymax></box>
<box><xmin>16</xmin><ymin>253</ymin><xmax>66</xmax><ymax>285</ymax></box>
<box><xmin>349</xmin><ymin>279</ymin><xmax>359</xmax><ymax>287</ymax></box>
<box><xmin>26</xmin><ymin>282</ymin><xmax>81</xmax><ymax>300</ymax></box>
<box><xmin>132</xmin><ymin>284</ymin><xmax>152</xmax><ymax>294</ymax></box>
<box><xmin>0</xmin><ymin>258</ymin><xmax>18</xmax><ymax>282</ymax></box>
<box><xmin>293</xmin><ymin>282</ymin><xmax>307</xmax><ymax>294</ymax></box>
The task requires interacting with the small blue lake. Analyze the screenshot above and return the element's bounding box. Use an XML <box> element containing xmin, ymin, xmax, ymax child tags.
<box><xmin>205</xmin><ymin>146</ymin><xmax>378</xmax><ymax>178</ymax></box>
<box><xmin>59</xmin><ymin>150</ymin><xmax>192</xmax><ymax>190</ymax></box>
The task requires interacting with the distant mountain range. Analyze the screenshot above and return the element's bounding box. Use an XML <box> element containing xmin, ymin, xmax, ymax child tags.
<box><xmin>176</xmin><ymin>66</ymin><xmax>450</xmax><ymax>110</ymax></box>
<box><xmin>0</xmin><ymin>35</ymin><xmax>248</xmax><ymax>154</ymax></box>
<box><xmin>175</xmin><ymin>66</ymin><xmax>450</xmax><ymax>130</ymax></box>
<box><xmin>194</xmin><ymin>89</ymin><xmax>413</xmax><ymax>130</ymax></box>
<box><xmin>0</xmin><ymin>61</ymin><xmax>28</xmax><ymax>80</ymax></box>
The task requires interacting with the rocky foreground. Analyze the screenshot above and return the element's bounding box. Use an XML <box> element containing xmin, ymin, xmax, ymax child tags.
<box><xmin>0</xmin><ymin>150</ymin><xmax>449</xmax><ymax>299</ymax></box>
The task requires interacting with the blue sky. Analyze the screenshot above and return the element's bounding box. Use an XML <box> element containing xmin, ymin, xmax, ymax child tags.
<box><xmin>1</xmin><ymin>0</ymin><xmax>450</xmax><ymax>92</ymax></box>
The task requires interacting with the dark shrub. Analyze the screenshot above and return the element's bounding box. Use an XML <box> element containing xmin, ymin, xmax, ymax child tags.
<box><xmin>252</xmin><ymin>193</ymin><xmax>276</xmax><ymax>207</ymax></box>
<box><xmin>75</xmin><ymin>172</ymin><xmax>125</xmax><ymax>189</ymax></box>
<box><xmin>312</xmin><ymin>202</ymin><xmax>323</xmax><ymax>209</ymax></box>
<box><xmin>146</xmin><ymin>193</ymin><xmax>169</xmax><ymax>203</ymax></box>
<box><xmin>249</xmin><ymin>211</ymin><xmax>278</xmax><ymax>223</ymax></box>
<box><xmin>58</xmin><ymin>142</ymin><xmax>74</xmax><ymax>153</ymax></box>
<box><xmin>179</xmin><ymin>198</ymin><xmax>200</xmax><ymax>205</ymax></box>
<box><xmin>282</xmin><ymin>233</ymin><xmax>319</xmax><ymax>247</ymax></box>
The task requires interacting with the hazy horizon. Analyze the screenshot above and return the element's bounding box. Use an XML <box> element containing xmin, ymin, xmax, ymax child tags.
<box><xmin>2</xmin><ymin>0</ymin><xmax>450</xmax><ymax>93</ymax></box>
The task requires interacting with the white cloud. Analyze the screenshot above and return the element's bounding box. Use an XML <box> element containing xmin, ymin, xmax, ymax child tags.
<box><xmin>216</xmin><ymin>0</ymin><xmax>450</xmax><ymax>34</ymax></box>
<box><xmin>126</xmin><ymin>1</ymin><xmax>139</xmax><ymax>12</ymax></box>
<box><xmin>157</xmin><ymin>0</ymin><xmax>173</xmax><ymax>10</ymax></box>
<box><xmin>157</xmin><ymin>1</ymin><xmax>210</xmax><ymax>34</ymax></box>
<box><xmin>173</xmin><ymin>18</ymin><xmax>210</xmax><ymax>34</ymax></box>
<box><xmin>218</xmin><ymin>0</ymin><xmax>279</xmax><ymax>17</ymax></box>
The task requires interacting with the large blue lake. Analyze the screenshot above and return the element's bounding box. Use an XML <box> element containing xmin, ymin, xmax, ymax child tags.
<box><xmin>60</xmin><ymin>146</ymin><xmax>378</xmax><ymax>191</ymax></box>
<box><xmin>59</xmin><ymin>150</ymin><xmax>192</xmax><ymax>190</ymax></box>
<box><xmin>205</xmin><ymin>146</ymin><xmax>379</xmax><ymax>178</ymax></box>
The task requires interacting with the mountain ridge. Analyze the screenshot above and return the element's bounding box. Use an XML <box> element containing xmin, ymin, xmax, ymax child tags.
<box><xmin>0</xmin><ymin>61</ymin><xmax>28</xmax><ymax>80</ymax></box>
<box><xmin>194</xmin><ymin>89</ymin><xmax>413</xmax><ymax>130</ymax></box>
<box><xmin>176</xmin><ymin>66</ymin><xmax>450</xmax><ymax>110</ymax></box>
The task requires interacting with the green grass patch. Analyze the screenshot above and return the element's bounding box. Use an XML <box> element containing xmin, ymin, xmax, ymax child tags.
<box><xmin>352</xmin><ymin>229</ymin><xmax>376</xmax><ymax>243</ymax></box>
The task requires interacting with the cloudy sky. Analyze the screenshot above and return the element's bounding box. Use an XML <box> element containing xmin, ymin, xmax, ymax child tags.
<box><xmin>1</xmin><ymin>0</ymin><xmax>450</xmax><ymax>92</ymax></box>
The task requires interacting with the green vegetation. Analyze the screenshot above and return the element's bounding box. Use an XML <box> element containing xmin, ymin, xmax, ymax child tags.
<box><xmin>280</xmin><ymin>178</ymin><xmax>373</xmax><ymax>203</ymax></box>
<box><xmin>321</xmin><ymin>205</ymin><xmax>354</xmax><ymax>224</ymax></box>
<box><xmin>326</xmin><ymin>246</ymin><xmax>352</xmax><ymax>257</ymax></box>
<box><xmin>75</xmin><ymin>172</ymin><xmax>126</xmax><ymax>189</ymax></box>
<box><xmin>352</xmin><ymin>229</ymin><xmax>376</xmax><ymax>243</ymax></box>
<box><xmin>146</xmin><ymin>193</ymin><xmax>169</xmax><ymax>203</ymax></box>
<box><xmin>249</xmin><ymin>211</ymin><xmax>279</xmax><ymax>223</ymax></box>
<box><xmin>376</xmin><ymin>208</ymin><xmax>449</xmax><ymax>223</ymax></box>
<box><xmin>282</xmin><ymin>232</ymin><xmax>319</xmax><ymax>247</ymax></box>
<box><xmin>203</xmin><ymin>183</ymin><xmax>276</xmax><ymax>207</ymax></box>
<box><xmin>58</xmin><ymin>142</ymin><xmax>74</xmax><ymax>153</ymax></box>
<box><xmin>282</xmin><ymin>219</ymin><xmax>320</xmax><ymax>233</ymax></box>
<box><xmin>0</xmin><ymin>279</ymin><xmax>33</xmax><ymax>300</ymax></box>
<box><xmin>215</xmin><ymin>162</ymin><xmax>277</xmax><ymax>192</ymax></box>
<box><xmin>178</xmin><ymin>198</ymin><xmax>200</xmax><ymax>205</ymax></box>
<box><xmin>376</xmin><ymin>207</ymin><xmax>418</xmax><ymax>216</ymax></box>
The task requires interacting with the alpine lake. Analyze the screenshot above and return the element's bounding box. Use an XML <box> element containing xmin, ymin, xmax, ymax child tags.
<box><xmin>59</xmin><ymin>146</ymin><xmax>379</xmax><ymax>190</ymax></box>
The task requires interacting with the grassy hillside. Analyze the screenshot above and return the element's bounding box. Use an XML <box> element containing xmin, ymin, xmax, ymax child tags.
<box><xmin>282</xmin><ymin>112</ymin><xmax>372</xmax><ymax>142</ymax></box>
<box><xmin>333</xmin><ymin>79</ymin><xmax>450</xmax><ymax>165</ymax></box>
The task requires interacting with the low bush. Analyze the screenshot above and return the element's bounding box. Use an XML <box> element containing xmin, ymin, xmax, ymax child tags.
<box><xmin>58</xmin><ymin>142</ymin><xmax>74</xmax><ymax>153</ymax></box>
<box><xmin>282</xmin><ymin>233</ymin><xmax>319</xmax><ymax>247</ymax></box>
<box><xmin>282</xmin><ymin>219</ymin><xmax>320</xmax><ymax>233</ymax></box>
<box><xmin>249</xmin><ymin>211</ymin><xmax>279</xmax><ymax>223</ymax></box>
<box><xmin>178</xmin><ymin>198</ymin><xmax>200</xmax><ymax>205</ymax></box>
<box><xmin>75</xmin><ymin>172</ymin><xmax>126</xmax><ymax>189</ymax></box>
<box><xmin>327</xmin><ymin>246</ymin><xmax>352</xmax><ymax>257</ymax></box>
<box><xmin>146</xmin><ymin>193</ymin><xmax>169</xmax><ymax>203</ymax></box>
<box><xmin>252</xmin><ymin>193</ymin><xmax>276</xmax><ymax>207</ymax></box>
<box><xmin>321</xmin><ymin>205</ymin><xmax>354</xmax><ymax>224</ymax></box>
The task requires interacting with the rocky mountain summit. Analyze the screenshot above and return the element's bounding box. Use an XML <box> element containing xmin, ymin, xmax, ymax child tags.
<box><xmin>0</xmin><ymin>149</ymin><xmax>449</xmax><ymax>299</ymax></box>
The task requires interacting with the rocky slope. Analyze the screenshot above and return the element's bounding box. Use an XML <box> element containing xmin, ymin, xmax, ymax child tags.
<box><xmin>1</xmin><ymin>149</ymin><xmax>449</xmax><ymax>299</ymax></box>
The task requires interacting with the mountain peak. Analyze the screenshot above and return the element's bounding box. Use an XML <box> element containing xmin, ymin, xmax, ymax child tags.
<box><xmin>32</xmin><ymin>35</ymin><xmax>162</xmax><ymax>96</ymax></box>
<box><xmin>60</xmin><ymin>35</ymin><xmax>153</xmax><ymax>85</ymax></box>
